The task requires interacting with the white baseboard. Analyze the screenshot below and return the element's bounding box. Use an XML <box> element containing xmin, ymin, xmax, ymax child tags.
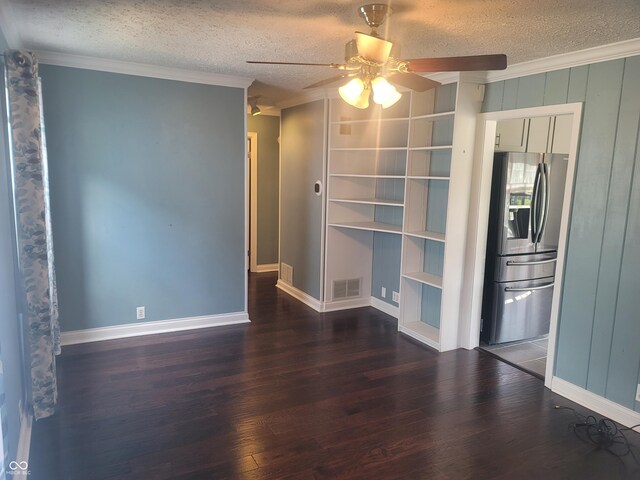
<box><xmin>322</xmin><ymin>298</ymin><xmax>371</xmax><ymax>312</ymax></box>
<box><xmin>275</xmin><ymin>280</ymin><xmax>323</xmax><ymax>311</ymax></box>
<box><xmin>275</xmin><ymin>283</ymin><xmax>401</xmax><ymax>319</ymax></box>
<box><xmin>369</xmin><ymin>297</ymin><xmax>399</xmax><ymax>318</ymax></box>
<box><xmin>551</xmin><ymin>376</ymin><xmax>640</xmax><ymax>428</ymax></box>
<box><xmin>253</xmin><ymin>263</ymin><xmax>279</xmax><ymax>273</ymax></box>
<box><xmin>61</xmin><ymin>312</ymin><xmax>250</xmax><ymax>346</ymax></box>
<box><xmin>16</xmin><ymin>405</ymin><xmax>32</xmax><ymax>468</ymax></box>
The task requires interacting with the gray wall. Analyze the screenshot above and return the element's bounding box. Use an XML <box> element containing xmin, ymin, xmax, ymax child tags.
<box><xmin>280</xmin><ymin>101</ymin><xmax>325</xmax><ymax>299</ymax></box>
<box><xmin>247</xmin><ymin>115</ymin><xmax>279</xmax><ymax>265</ymax></box>
<box><xmin>371</xmin><ymin>232</ymin><xmax>401</xmax><ymax>306</ymax></box>
<box><xmin>0</xmin><ymin>33</ymin><xmax>26</xmax><ymax>460</ymax></box>
<box><xmin>40</xmin><ymin>65</ymin><xmax>246</xmax><ymax>331</ymax></box>
<box><xmin>482</xmin><ymin>56</ymin><xmax>640</xmax><ymax>412</ymax></box>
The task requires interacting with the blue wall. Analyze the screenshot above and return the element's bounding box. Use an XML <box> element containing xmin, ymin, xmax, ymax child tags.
<box><xmin>482</xmin><ymin>56</ymin><xmax>640</xmax><ymax>412</ymax></box>
<box><xmin>0</xmin><ymin>33</ymin><xmax>26</xmax><ymax>460</ymax></box>
<box><xmin>280</xmin><ymin>101</ymin><xmax>325</xmax><ymax>299</ymax></box>
<box><xmin>40</xmin><ymin>66</ymin><xmax>246</xmax><ymax>331</ymax></box>
<box><xmin>247</xmin><ymin>114</ymin><xmax>279</xmax><ymax>265</ymax></box>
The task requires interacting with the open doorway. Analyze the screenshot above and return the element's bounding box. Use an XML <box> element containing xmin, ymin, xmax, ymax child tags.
<box><xmin>247</xmin><ymin>115</ymin><xmax>280</xmax><ymax>274</ymax></box>
<box><xmin>463</xmin><ymin>104</ymin><xmax>582</xmax><ymax>385</ymax></box>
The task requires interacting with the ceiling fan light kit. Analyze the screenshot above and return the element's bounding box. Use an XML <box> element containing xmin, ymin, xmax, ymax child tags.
<box><xmin>247</xmin><ymin>3</ymin><xmax>507</xmax><ymax>109</ymax></box>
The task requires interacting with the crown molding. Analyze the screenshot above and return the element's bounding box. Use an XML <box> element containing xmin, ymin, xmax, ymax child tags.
<box><xmin>485</xmin><ymin>37</ymin><xmax>640</xmax><ymax>83</ymax></box>
<box><xmin>277</xmin><ymin>88</ymin><xmax>330</xmax><ymax>110</ymax></box>
<box><xmin>0</xmin><ymin>0</ymin><xmax>22</xmax><ymax>48</ymax></box>
<box><xmin>425</xmin><ymin>72</ymin><xmax>460</xmax><ymax>84</ymax></box>
<box><xmin>35</xmin><ymin>50</ymin><xmax>254</xmax><ymax>88</ymax></box>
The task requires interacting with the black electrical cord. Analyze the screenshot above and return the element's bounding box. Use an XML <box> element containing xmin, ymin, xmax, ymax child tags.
<box><xmin>555</xmin><ymin>405</ymin><xmax>640</xmax><ymax>467</ymax></box>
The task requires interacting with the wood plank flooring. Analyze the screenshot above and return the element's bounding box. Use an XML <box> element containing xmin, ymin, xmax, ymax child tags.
<box><xmin>30</xmin><ymin>272</ymin><xmax>640</xmax><ymax>479</ymax></box>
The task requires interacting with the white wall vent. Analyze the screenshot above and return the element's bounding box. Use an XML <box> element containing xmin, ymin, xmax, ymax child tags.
<box><xmin>280</xmin><ymin>263</ymin><xmax>293</xmax><ymax>284</ymax></box>
<box><xmin>332</xmin><ymin>278</ymin><xmax>361</xmax><ymax>300</ymax></box>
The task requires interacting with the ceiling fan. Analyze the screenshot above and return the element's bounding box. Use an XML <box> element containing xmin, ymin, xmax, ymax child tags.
<box><xmin>248</xmin><ymin>3</ymin><xmax>507</xmax><ymax>109</ymax></box>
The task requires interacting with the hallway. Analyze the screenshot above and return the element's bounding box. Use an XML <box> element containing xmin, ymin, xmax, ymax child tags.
<box><xmin>29</xmin><ymin>272</ymin><xmax>640</xmax><ymax>479</ymax></box>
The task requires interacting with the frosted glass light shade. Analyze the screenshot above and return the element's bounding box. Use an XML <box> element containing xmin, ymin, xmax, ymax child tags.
<box><xmin>339</xmin><ymin>78</ymin><xmax>369</xmax><ymax>109</ymax></box>
<box><xmin>371</xmin><ymin>76</ymin><xmax>402</xmax><ymax>109</ymax></box>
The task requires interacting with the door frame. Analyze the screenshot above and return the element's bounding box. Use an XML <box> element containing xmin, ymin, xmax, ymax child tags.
<box><xmin>460</xmin><ymin>102</ymin><xmax>582</xmax><ymax>388</ymax></box>
<box><xmin>247</xmin><ymin>132</ymin><xmax>259</xmax><ymax>272</ymax></box>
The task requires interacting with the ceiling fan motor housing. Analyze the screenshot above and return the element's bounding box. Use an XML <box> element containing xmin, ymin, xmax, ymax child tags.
<box><xmin>358</xmin><ymin>4</ymin><xmax>391</xmax><ymax>29</ymax></box>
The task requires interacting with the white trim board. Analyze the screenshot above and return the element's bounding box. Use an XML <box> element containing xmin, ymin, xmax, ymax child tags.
<box><xmin>35</xmin><ymin>50</ymin><xmax>253</xmax><ymax>88</ymax></box>
<box><xmin>248</xmin><ymin>131</ymin><xmax>259</xmax><ymax>273</ymax></box>
<box><xmin>369</xmin><ymin>296</ymin><xmax>399</xmax><ymax>318</ymax></box>
<box><xmin>61</xmin><ymin>312</ymin><xmax>250</xmax><ymax>346</ymax></box>
<box><xmin>551</xmin><ymin>377</ymin><xmax>640</xmax><ymax>429</ymax></box>
<box><xmin>276</xmin><ymin>280</ymin><xmax>323</xmax><ymax>311</ymax></box>
<box><xmin>276</xmin><ymin>280</ymin><xmax>399</xmax><ymax>318</ymax></box>
<box><xmin>254</xmin><ymin>263</ymin><xmax>279</xmax><ymax>273</ymax></box>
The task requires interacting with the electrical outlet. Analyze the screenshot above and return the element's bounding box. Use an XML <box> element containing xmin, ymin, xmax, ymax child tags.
<box><xmin>392</xmin><ymin>291</ymin><xmax>400</xmax><ymax>303</ymax></box>
<box><xmin>136</xmin><ymin>306</ymin><xmax>145</xmax><ymax>320</ymax></box>
<box><xmin>636</xmin><ymin>384</ymin><xmax>640</xmax><ymax>403</ymax></box>
<box><xmin>381</xmin><ymin>287</ymin><xmax>386</xmax><ymax>298</ymax></box>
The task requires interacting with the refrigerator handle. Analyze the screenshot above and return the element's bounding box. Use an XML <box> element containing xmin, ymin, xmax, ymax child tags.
<box><xmin>505</xmin><ymin>282</ymin><xmax>555</xmax><ymax>292</ymax></box>
<box><xmin>530</xmin><ymin>163</ymin><xmax>542</xmax><ymax>243</ymax></box>
<box><xmin>537</xmin><ymin>163</ymin><xmax>551</xmax><ymax>243</ymax></box>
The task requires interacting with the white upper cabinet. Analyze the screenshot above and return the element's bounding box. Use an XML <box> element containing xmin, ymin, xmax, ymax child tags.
<box><xmin>495</xmin><ymin>118</ymin><xmax>528</xmax><ymax>152</ymax></box>
<box><xmin>527</xmin><ymin>116</ymin><xmax>553</xmax><ymax>153</ymax></box>
<box><xmin>550</xmin><ymin>114</ymin><xmax>572</xmax><ymax>154</ymax></box>
<box><xmin>496</xmin><ymin>115</ymin><xmax>571</xmax><ymax>154</ymax></box>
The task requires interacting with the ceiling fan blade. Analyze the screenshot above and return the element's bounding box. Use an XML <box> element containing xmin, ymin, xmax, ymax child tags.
<box><xmin>247</xmin><ymin>61</ymin><xmax>345</xmax><ymax>68</ymax></box>
<box><xmin>355</xmin><ymin>32</ymin><xmax>393</xmax><ymax>63</ymax></box>
<box><xmin>304</xmin><ymin>74</ymin><xmax>352</xmax><ymax>90</ymax></box>
<box><xmin>386</xmin><ymin>72</ymin><xmax>440</xmax><ymax>92</ymax></box>
<box><xmin>405</xmin><ymin>54</ymin><xmax>507</xmax><ymax>72</ymax></box>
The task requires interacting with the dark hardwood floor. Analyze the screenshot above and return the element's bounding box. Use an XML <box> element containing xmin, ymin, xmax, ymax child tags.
<box><xmin>30</xmin><ymin>272</ymin><xmax>640</xmax><ymax>479</ymax></box>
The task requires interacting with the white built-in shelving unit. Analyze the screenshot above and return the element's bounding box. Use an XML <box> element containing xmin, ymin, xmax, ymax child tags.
<box><xmin>323</xmin><ymin>76</ymin><xmax>483</xmax><ymax>351</ymax></box>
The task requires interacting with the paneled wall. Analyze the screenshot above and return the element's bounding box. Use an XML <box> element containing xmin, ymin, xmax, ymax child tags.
<box><xmin>247</xmin><ymin>115</ymin><xmax>280</xmax><ymax>266</ymax></box>
<box><xmin>41</xmin><ymin>65</ymin><xmax>246</xmax><ymax>331</ymax></box>
<box><xmin>280</xmin><ymin>101</ymin><xmax>326</xmax><ymax>300</ymax></box>
<box><xmin>482</xmin><ymin>56</ymin><xmax>640</xmax><ymax>412</ymax></box>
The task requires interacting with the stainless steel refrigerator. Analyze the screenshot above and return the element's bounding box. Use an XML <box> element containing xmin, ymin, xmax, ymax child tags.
<box><xmin>481</xmin><ymin>152</ymin><xmax>568</xmax><ymax>344</ymax></box>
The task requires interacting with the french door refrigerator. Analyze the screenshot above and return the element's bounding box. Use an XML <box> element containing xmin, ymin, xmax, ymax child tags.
<box><xmin>482</xmin><ymin>152</ymin><xmax>567</xmax><ymax>344</ymax></box>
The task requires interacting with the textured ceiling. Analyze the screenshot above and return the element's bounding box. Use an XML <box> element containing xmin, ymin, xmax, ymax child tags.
<box><xmin>8</xmin><ymin>0</ymin><xmax>640</xmax><ymax>105</ymax></box>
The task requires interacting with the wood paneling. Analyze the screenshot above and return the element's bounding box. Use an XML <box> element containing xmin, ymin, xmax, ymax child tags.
<box><xmin>28</xmin><ymin>273</ymin><xmax>640</xmax><ymax>479</ymax></box>
<box><xmin>516</xmin><ymin>73</ymin><xmax>546</xmax><ymax>108</ymax></box>
<box><xmin>588</xmin><ymin>56</ymin><xmax>640</xmax><ymax>397</ymax></box>
<box><xmin>543</xmin><ymin>69</ymin><xmax>570</xmax><ymax>106</ymax></box>
<box><xmin>481</xmin><ymin>80</ymin><xmax>504</xmax><ymax>113</ymax></box>
<box><xmin>481</xmin><ymin>56</ymin><xmax>640</xmax><ymax>411</ymax></box>
<box><xmin>555</xmin><ymin>59</ymin><xmax>625</xmax><ymax>388</ymax></box>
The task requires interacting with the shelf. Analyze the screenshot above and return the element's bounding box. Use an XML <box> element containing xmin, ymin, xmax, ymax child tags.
<box><xmin>330</xmin><ymin>198</ymin><xmax>404</xmax><ymax>207</ymax></box>
<box><xmin>402</xmin><ymin>272</ymin><xmax>443</xmax><ymax>288</ymax></box>
<box><xmin>330</xmin><ymin>174</ymin><xmax>406</xmax><ymax>179</ymax></box>
<box><xmin>399</xmin><ymin>322</ymin><xmax>440</xmax><ymax>350</ymax></box>
<box><xmin>331</xmin><ymin>117</ymin><xmax>409</xmax><ymax>125</ymax></box>
<box><xmin>331</xmin><ymin>147</ymin><xmax>407</xmax><ymax>151</ymax></box>
<box><xmin>404</xmin><ymin>230</ymin><xmax>446</xmax><ymax>242</ymax></box>
<box><xmin>408</xmin><ymin>146</ymin><xmax>453</xmax><ymax>151</ymax></box>
<box><xmin>406</xmin><ymin>176</ymin><xmax>450</xmax><ymax>181</ymax></box>
<box><xmin>329</xmin><ymin>221</ymin><xmax>402</xmax><ymax>234</ymax></box>
<box><xmin>411</xmin><ymin>111</ymin><xmax>455</xmax><ymax>120</ymax></box>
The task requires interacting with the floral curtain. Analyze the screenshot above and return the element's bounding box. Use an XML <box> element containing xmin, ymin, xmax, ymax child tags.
<box><xmin>4</xmin><ymin>50</ymin><xmax>60</xmax><ymax>420</ymax></box>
